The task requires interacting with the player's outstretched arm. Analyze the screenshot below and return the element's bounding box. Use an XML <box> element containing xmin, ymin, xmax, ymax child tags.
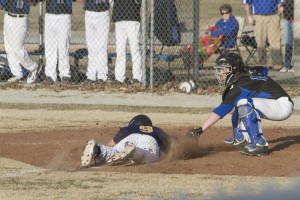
<box><xmin>202</xmin><ymin>112</ymin><xmax>221</xmax><ymax>131</ymax></box>
<box><xmin>186</xmin><ymin>112</ymin><xmax>221</xmax><ymax>138</ymax></box>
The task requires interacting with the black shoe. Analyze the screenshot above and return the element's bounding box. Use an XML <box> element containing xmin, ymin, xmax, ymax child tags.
<box><xmin>96</xmin><ymin>79</ymin><xmax>105</xmax><ymax>85</ymax></box>
<box><xmin>82</xmin><ymin>79</ymin><xmax>95</xmax><ymax>85</ymax></box>
<box><xmin>43</xmin><ymin>76</ymin><xmax>55</xmax><ymax>85</ymax></box>
<box><xmin>61</xmin><ymin>76</ymin><xmax>71</xmax><ymax>83</ymax></box>
<box><xmin>239</xmin><ymin>145</ymin><xmax>268</xmax><ymax>156</ymax></box>
<box><xmin>113</xmin><ymin>80</ymin><xmax>124</xmax><ymax>85</ymax></box>
<box><xmin>131</xmin><ymin>79</ymin><xmax>141</xmax><ymax>84</ymax></box>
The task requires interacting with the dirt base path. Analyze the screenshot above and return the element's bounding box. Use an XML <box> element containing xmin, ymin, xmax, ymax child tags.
<box><xmin>1</xmin><ymin>108</ymin><xmax>300</xmax><ymax>199</ymax></box>
<box><xmin>1</xmin><ymin>126</ymin><xmax>300</xmax><ymax>177</ymax></box>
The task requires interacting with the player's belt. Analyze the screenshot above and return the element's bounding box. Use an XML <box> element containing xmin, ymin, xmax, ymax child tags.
<box><xmin>7</xmin><ymin>12</ymin><xmax>26</xmax><ymax>18</ymax></box>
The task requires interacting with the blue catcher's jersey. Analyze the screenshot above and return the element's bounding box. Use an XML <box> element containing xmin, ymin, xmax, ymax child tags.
<box><xmin>113</xmin><ymin>125</ymin><xmax>171</xmax><ymax>153</ymax></box>
<box><xmin>2</xmin><ymin>0</ymin><xmax>30</xmax><ymax>14</ymax></box>
<box><xmin>213</xmin><ymin>68</ymin><xmax>293</xmax><ymax>119</ymax></box>
<box><xmin>46</xmin><ymin>0</ymin><xmax>72</xmax><ymax>14</ymax></box>
<box><xmin>84</xmin><ymin>0</ymin><xmax>110</xmax><ymax>12</ymax></box>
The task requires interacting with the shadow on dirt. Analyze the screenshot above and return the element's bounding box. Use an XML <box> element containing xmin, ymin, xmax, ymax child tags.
<box><xmin>268</xmin><ymin>135</ymin><xmax>300</xmax><ymax>154</ymax></box>
<box><xmin>165</xmin><ymin>135</ymin><xmax>238</xmax><ymax>161</ymax></box>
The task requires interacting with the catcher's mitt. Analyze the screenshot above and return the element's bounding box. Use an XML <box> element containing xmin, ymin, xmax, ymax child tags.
<box><xmin>186</xmin><ymin>127</ymin><xmax>203</xmax><ymax>138</ymax></box>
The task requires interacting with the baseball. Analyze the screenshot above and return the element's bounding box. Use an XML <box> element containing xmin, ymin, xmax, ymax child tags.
<box><xmin>189</xmin><ymin>80</ymin><xmax>196</xmax><ymax>89</ymax></box>
<box><xmin>179</xmin><ymin>81</ymin><xmax>192</xmax><ymax>93</ymax></box>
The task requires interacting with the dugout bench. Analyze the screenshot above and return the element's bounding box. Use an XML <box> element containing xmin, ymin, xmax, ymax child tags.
<box><xmin>0</xmin><ymin>49</ymin><xmax>180</xmax><ymax>70</ymax></box>
<box><xmin>0</xmin><ymin>48</ymin><xmax>181</xmax><ymax>83</ymax></box>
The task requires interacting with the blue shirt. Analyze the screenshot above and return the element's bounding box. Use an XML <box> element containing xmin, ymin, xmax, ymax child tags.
<box><xmin>242</xmin><ymin>0</ymin><xmax>283</xmax><ymax>15</ymax></box>
<box><xmin>46</xmin><ymin>0</ymin><xmax>72</xmax><ymax>14</ymax></box>
<box><xmin>84</xmin><ymin>0</ymin><xmax>110</xmax><ymax>12</ymax></box>
<box><xmin>211</xmin><ymin>15</ymin><xmax>239</xmax><ymax>48</ymax></box>
<box><xmin>2</xmin><ymin>0</ymin><xmax>30</xmax><ymax>14</ymax></box>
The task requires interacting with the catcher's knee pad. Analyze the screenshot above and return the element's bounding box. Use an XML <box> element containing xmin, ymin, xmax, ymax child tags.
<box><xmin>237</xmin><ymin>99</ymin><xmax>266</xmax><ymax>146</ymax></box>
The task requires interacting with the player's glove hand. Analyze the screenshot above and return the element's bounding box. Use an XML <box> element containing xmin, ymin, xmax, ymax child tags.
<box><xmin>186</xmin><ymin>127</ymin><xmax>203</xmax><ymax>138</ymax></box>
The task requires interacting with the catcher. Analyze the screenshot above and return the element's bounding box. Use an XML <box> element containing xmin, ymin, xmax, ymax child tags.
<box><xmin>81</xmin><ymin>114</ymin><xmax>171</xmax><ymax>167</ymax></box>
<box><xmin>187</xmin><ymin>52</ymin><xmax>294</xmax><ymax>156</ymax></box>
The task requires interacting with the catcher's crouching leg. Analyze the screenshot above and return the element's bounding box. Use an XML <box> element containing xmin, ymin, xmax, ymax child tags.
<box><xmin>224</xmin><ymin>109</ymin><xmax>248</xmax><ymax>146</ymax></box>
<box><xmin>236</xmin><ymin>99</ymin><xmax>269</xmax><ymax>156</ymax></box>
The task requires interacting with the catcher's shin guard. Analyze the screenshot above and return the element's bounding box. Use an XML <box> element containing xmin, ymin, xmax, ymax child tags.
<box><xmin>237</xmin><ymin>99</ymin><xmax>268</xmax><ymax>150</ymax></box>
<box><xmin>224</xmin><ymin>109</ymin><xmax>247</xmax><ymax>146</ymax></box>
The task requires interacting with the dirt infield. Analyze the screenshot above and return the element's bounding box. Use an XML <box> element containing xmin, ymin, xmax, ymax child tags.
<box><xmin>1</xmin><ymin>103</ymin><xmax>300</xmax><ymax>199</ymax></box>
<box><xmin>1</xmin><ymin>126</ymin><xmax>300</xmax><ymax>177</ymax></box>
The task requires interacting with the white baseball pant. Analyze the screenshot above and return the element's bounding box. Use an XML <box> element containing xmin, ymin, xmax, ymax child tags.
<box><xmin>44</xmin><ymin>13</ymin><xmax>71</xmax><ymax>81</ymax></box>
<box><xmin>85</xmin><ymin>10</ymin><xmax>110</xmax><ymax>81</ymax></box>
<box><xmin>253</xmin><ymin>97</ymin><xmax>294</xmax><ymax>121</ymax></box>
<box><xmin>3</xmin><ymin>13</ymin><xmax>37</xmax><ymax>77</ymax></box>
<box><xmin>114</xmin><ymin>21</ymin><xmax>142</xmax><ymax>82</ymax></box>
<box><xmin>98</xmin><ymin>133</ymin><xmax>160</xmax><ymax>164</ymax></box>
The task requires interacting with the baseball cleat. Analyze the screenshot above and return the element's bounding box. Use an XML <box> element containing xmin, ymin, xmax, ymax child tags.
<box><xmin>81</xmin><ymin>139</ymin><xmax>100</xmax><ymax>167</ymax></box>
<box><xmin>8</xmin><ymin>75</ymin><xmax>23</xmax><ymax>83</ymax></box>
<box><xmin>43</xmin><ymin>76</ymin><xmax>55</xmax><ymax>85</ymax></box>
<box><xmin>224</xmin><ymin>138</ymin><xmax>235</xmax><ymax>144</ymax></box>
<box><xmin>61</xmin><ymin>76</ymin><xmax>71</xmax><ymax>84</ymax></box>
<box><xmin>111</xmin><ymin>142</ymin><xmax>135</xmax><ymax>164</ymax></box>
<box><xmin>224</xmin><ymin>138</ymin><xmax>247</xmax><ymax>147</ymax></box>
<box><xmin>27</xmin><ymin>65</ymin><xmax>39</xmax><ymax>84</ymax></box>
<box><xmin>239</xmin><ymin>145</ymin><xmax>268</xmax><ymax>156</ymax></box>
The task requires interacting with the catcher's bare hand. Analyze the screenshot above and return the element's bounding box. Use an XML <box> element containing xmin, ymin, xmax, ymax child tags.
<box><xmin>186</xmin><ymin>127</ymin><xmax>203</xmax><ymax>138</ymax></box>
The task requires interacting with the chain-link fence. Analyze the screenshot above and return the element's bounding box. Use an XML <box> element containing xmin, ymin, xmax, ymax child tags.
<box><xmin>0</xmin><ymin>0</ymin><xmax>299</xmax><ymax>92</ymax></box>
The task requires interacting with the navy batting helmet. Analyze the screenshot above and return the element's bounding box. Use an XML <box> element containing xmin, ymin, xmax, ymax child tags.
<box><xmin>128</xmin><ymin>115</ymin><xmax>153</xmax><ymax>126</ymax></box>
<box><xmin>214</xmin><ymin>52</ymin><xmax>244</xmax><ymax>86</ymax></box>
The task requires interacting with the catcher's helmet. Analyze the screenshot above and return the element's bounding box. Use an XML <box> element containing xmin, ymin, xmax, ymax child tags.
<box><xmin>128</xmin><ymin>115</ymin><xmax>152</xmax><ymax>126</ymax></box>
<box><xmin>214</xmin><ymin>52</ymin><xmax>244</xmax><ymax>86</ymax></box>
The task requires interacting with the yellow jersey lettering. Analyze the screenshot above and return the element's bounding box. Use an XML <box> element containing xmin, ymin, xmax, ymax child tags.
<box><xmin>139</xmin><ymin>126</ymin><xmax>153</xmax><ymax>133</ymax></box>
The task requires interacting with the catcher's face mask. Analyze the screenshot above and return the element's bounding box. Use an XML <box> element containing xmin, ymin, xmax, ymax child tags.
<box><xmin>214</xmin><ymin>63</ymin><xmax>232</xmax><ymax>87</ymax></box>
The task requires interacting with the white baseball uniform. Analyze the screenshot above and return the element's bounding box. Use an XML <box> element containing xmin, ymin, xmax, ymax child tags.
<box><xmin>98</xmin><ymin>134</ymin><xmax>160</xmax><ymax>164</ymax></box>
<box><xmin>112</xmin><ymin>0</ymin><xmax>142</xmax><ymax>83</ymax></box>
<box><xmin>3</xmin><ymin>4</ymin><xmax>37</xmax><ymax>78</ymax></box>
<box><xmin>44</xmin><ymin>14</ymin><xmax>71</xmax><ymax>82</ymax></box>
<box><xmin>84</xmin><ymin>1</ymin><xmax>110</xmax><ymax>81</ymax></box>
<box><xmin>44</xmin><ymin>0</ymin><xmax>72</xmax><ymax>82</ymax></box>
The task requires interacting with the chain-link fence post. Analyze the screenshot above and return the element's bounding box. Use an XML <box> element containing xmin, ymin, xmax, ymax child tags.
<box><xmin>149</xmin><ymin>0</ymin><xmax>154</xmax><ymax>90</ymax></box>
<box><xmin>141</xmin><ymin>0</ymin><xmax>147</xmax><ymax>87</ymax></box>
<box><xmin>193</xmin><ymin>0</ymin><xmax>200</xmax><ymax>81</ymax></box>
<box><xmin>38</xmin><ymin>2</ymin><xmax>44</xmax><ymax>68</ymax></box>
<box><xmin>294</xmin><ymin>0</ymin><xmax>300</xmax><ymax>71</ymax></box>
